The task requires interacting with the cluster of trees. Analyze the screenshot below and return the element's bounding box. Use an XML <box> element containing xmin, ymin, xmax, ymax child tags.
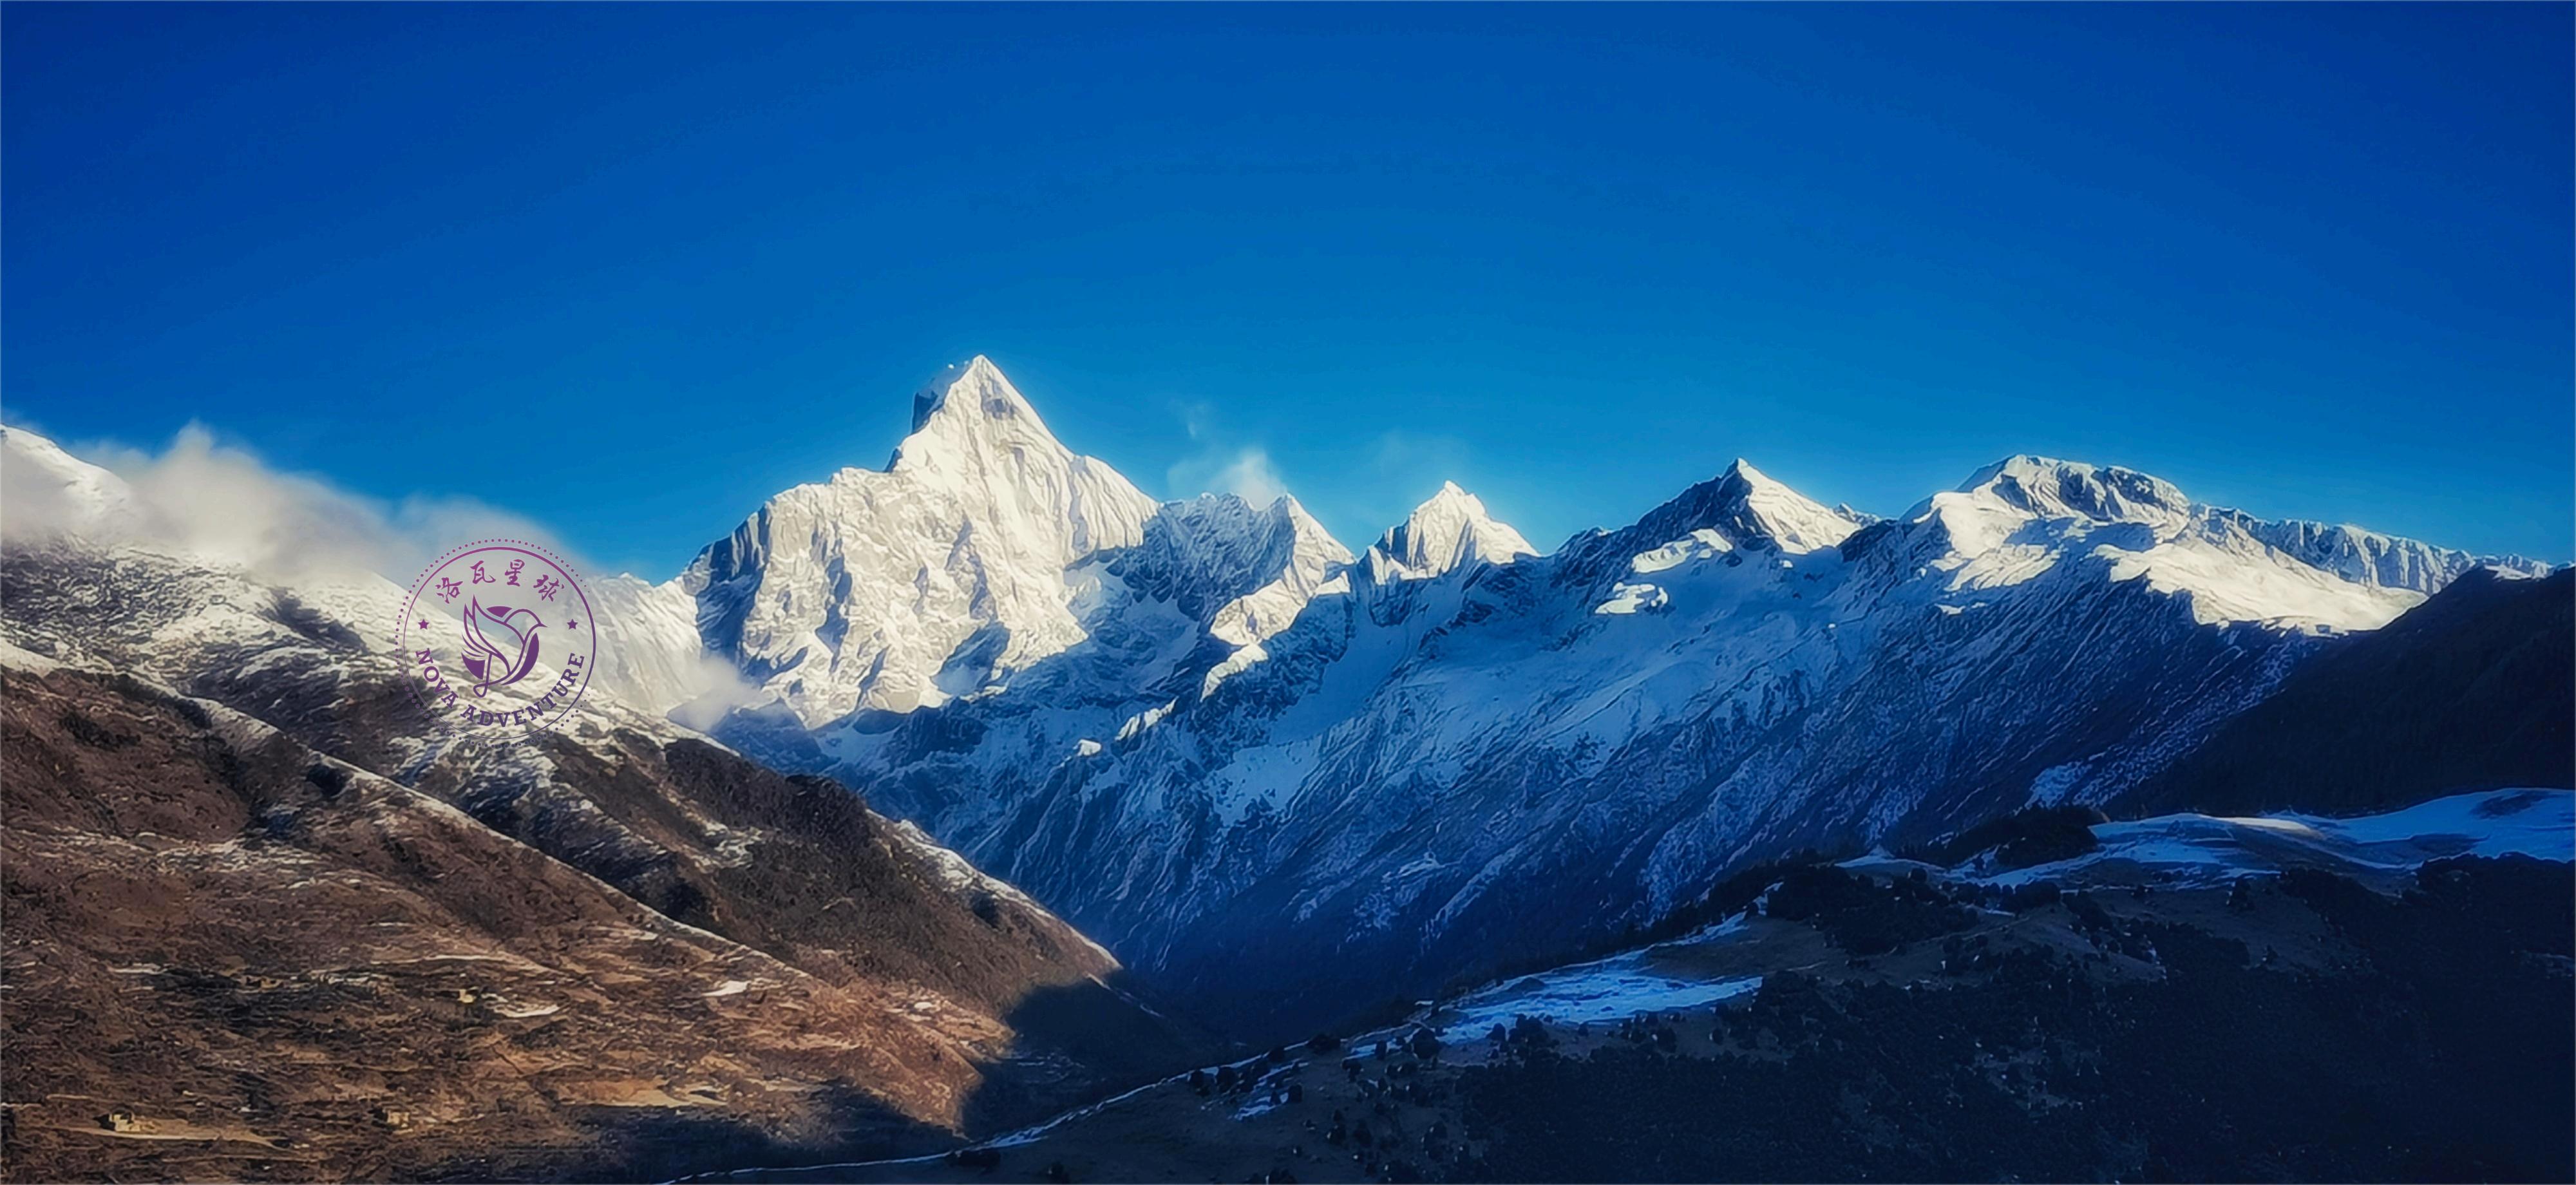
<box><xmin>1761</xmin><ymin>866</ymin><xmax>1978</xmax><ymax>956</ymax></box>
<box><xmin>1318</xmin><ymin>1036</ymin><xmax>1458</xmax><ymax>1180</ymax></box>
<box><xmin>1485</xmin><ymin>1014</ymin><xmax>1557</xmax><ymax>1053</ymax></box>
<box><xmin>1900</xmin><ymin>804</ymin><xmax>2107</xmax><ymax>870</ymax></box>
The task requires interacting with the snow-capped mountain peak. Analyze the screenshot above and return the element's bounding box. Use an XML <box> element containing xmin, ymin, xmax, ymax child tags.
<box><xmin>885</xmin><ymin>356</ymin><xmax>1156</xmax><ymax>556</ymax></box>
<box><xmin>1897</xmin><ymin>454</ymin><xmax>2546</xmax><ymax>598</ymax></box>
<box><xmin>660</xmin><ymin>357</ymin><xmax>1376</xmax><ymax>727</ymax></box>
<box><xmin>678</xmin><ymin>357</ymin><xmax>1160</xmax><ymax>722</ymax></box>
<box><xmin>1956</xmin><ymin>455</ymin><xmax>2193</xmax><ymax>525</ymax></box>
<box><xmin>902</xmin><ymin>354</ymin><xmax>1048</xmax><ymax>443</ymax></box>
<box><xmin>2</xmin><ymin>425</ymin><xmax>137</xmax><ymax>542</ymax></box>
<box><xmin>1890</xmin><ymin>455</ymin><xmax>2192</xmax><ymax>567</ymax></box>
<box><xmin>1571</xmin><ymin>460</ymin><xmax>1863</xmax><ymax>586</ymax></box>
<box><xmin>1709</xmin><ymin>459</ymin><xmax>1864</xmax><ymax>554</ymax></box>
<box><xmin>1365</xmin><ymin>481</ymin><xmax>1537</xmax><ymax>582</ymax></box>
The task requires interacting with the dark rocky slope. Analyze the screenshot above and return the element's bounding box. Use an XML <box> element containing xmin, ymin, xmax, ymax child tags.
<box><xmin>0</xmin><ymin>542</ymin><xmax>1208</xmax><ymax>1181</ymax></box>
<box><xmin>2121</xmin><ymin>567</ymin><xmax>2572</xmax><ymax>818</ymax></box>
<box><xmin>4</xmin><ymin>665</ymin><xmax>958</xmax><ymax>1180</ymax></box>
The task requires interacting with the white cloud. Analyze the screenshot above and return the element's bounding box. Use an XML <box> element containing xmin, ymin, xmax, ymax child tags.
<box><xmin>3</xmin><ymin>421</ymin><xmax>565</xmax><ymax>584</ymax></box>
<box><xmin>1168</xmin><ymin>446</ymin><xmax>1289</xmax><ymax>507</ymax></box>
<box><xmin>1309</xmin><ymin>430</ymin><xmax>1481</xmax><ymax>537</ymax></box>
<box><xmin>667</xmin><ymin>654</ymin><xmax>772</xmax><ymax>732</ymax></box>
<box><xmin>1367</xmin><ymin>430</ymin><xmax>1472</xmax><ymax>484</ymax></box>
<box><xmin>1175</xmin><ymin>399</ymin><xmax>1218</xmax><ymax>443</ymax></box>
<box><xmin>1162</xmin><ymin>401</ymin><xmax>1291</xmax><ymax>507</ymax></box>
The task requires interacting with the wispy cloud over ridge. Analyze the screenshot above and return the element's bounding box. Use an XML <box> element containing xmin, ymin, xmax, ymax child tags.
<box><xmin>3</xmin><ymin>421</ymin><xmax>565</xmax><ymax>583</ymax></box>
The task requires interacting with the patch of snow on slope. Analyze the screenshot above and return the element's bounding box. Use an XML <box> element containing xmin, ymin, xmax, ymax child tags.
<box><xmin>1984</xmin><ymin>789</ymin><xmax>2573</xmax><ymax>887</ymax></box>
<box><xmin>1430</xmin><ymin>918</ymin><xmax>1759</xmax><ymax>1042</ymax></box>
<box><xmin>1200</xmin><ymin>642</ymin><xmax>1269</xmax><ymax>697</ymax></box>
<box><xmin>2298</xmin><ymin>788</ymin><xmax>2573</xmax><ymax>858</ymax></box>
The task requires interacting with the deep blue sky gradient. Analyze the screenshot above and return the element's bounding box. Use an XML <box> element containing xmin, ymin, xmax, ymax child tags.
<box><xmin>6</xmin><ymin>3</ymin><xmax>2570</xmax><ymax>573</ymax></box>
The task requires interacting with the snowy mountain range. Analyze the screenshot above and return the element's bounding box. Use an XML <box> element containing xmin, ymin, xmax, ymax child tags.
<box><xmin>5</xmin><ymin>357</ymin><xmax>2551</xmax><ymax>1037</ymax></box>
<box><xmin>561</xmin><ymin>357</ymin><xmax>2546</xmax><ymax>1031</ymax></box>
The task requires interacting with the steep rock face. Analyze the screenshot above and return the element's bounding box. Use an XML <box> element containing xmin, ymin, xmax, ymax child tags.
<box><xmin>680</xmin><ymin>356</ymin><xmax>1159</xmax><ymax>723</ymax></box>
<box><xmin>793</xmin><ymin>488</ymin><xmax>1356</xmax><ymax>834</ymax></box>
<box><xmin>1365</xmin><ymin>482</ymin><xmax>1536</xmax><ymax>583</ymax></box>
<box><xmin>1109</xmin><ymin>493</ymin><xmax>1354</xmax><ymax>649</ymax></box>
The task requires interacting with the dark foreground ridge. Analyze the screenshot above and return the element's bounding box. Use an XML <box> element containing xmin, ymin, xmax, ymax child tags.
<box><xmin>1452</xmin><ymin>858</ymin><xmax>2573</xmax><ymax>1182</ymax></box>
<box><xmin>782</xmin><ymin>847</ymin><xmax>2572</xmax><ymax>1184</ymax></box>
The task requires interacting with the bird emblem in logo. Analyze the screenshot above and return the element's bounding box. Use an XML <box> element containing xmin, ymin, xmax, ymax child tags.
<box><xmin>400</xmin><ymin>540</ymin><xmax>598</xmax><ymax>733</ymax></box>
<box><xmin>459</xmin><ymin>597</ymin><xmax>546</xmax><ymax>697</ymax></box>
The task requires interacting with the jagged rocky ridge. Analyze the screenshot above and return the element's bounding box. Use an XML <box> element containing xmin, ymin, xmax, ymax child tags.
<box><xmin>568</xmin><ymin>359</ymin><xmax>2550</xmax><ymax>1036</ymax></box>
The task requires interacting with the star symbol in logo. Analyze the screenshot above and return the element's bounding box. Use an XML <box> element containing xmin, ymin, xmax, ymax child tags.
<box><xmin>565</xmin><ymin>618</ymin><xmax>579</xmax><ymax>629</ymax></box>
<box><xmin>417</xmin><ymin>619</ymin><xmax>431</xmax><ymax>631</ymax></box>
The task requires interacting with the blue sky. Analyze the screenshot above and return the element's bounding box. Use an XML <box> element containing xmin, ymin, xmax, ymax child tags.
<box><xmin>6</xmin><ymin>3</ymin><xmax>2569</xmax><ymax>573</ymax></box>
